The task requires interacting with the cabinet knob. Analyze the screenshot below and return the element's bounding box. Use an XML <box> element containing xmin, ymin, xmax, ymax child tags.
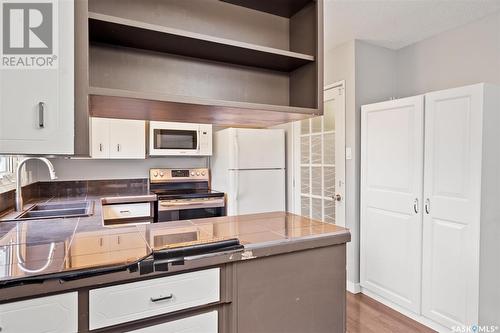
<box><xmin>333</xmin><ymin>194</ymin><xmax>342</xmax><ymax>202</ymax></box>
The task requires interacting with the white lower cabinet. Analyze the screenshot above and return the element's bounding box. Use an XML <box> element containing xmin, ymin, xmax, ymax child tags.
<box><xmin>0</xmin><ymin>292</ymin><xmax>78</xmax><ymax>333</ymax></box>
<box><xmin>89</xmin><ymin>268</ymin><xmax>220</xmax><ymax>330</ymax></box>
<box><xmin>127</xmin><ymin>311</ymin><xmax>218</xmax><ymax>333</ymax></box>
<box><xmin>361</xmin><ymin>83</ymin><xmax>500</xmax><ymax>330</ymax></box>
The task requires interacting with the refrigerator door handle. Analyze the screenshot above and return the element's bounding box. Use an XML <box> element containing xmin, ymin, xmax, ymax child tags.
<box><xmin>233</xmin><ymin>132</ymin><xmax>239</xmax><ymax>170</ymax></box>
<box><xmin>233</xmin><ymin>171</ymin><xmax>239</xmax><ymax>214</ymax></box>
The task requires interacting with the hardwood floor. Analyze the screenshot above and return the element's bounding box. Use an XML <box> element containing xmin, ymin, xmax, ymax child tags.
<box><xmin>346</xmin><ymin>292</ymin><xmax>436</xmax><ymax>333</ymax></box>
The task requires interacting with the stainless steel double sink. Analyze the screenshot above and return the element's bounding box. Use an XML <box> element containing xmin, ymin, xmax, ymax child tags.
<box><xmin>14</xmin><ymin>201</ymin><xmax>94</xmax><ymax>221</ymax></box>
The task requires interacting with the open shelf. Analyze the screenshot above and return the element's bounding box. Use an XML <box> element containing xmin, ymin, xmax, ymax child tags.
<box><xmin>220</xmin><ymin>0</ymin><xmax>313</xmax><ymax>18</ymax></box>
<box><xmin>89</xmin><ymin>87</ymin><xmax>318</xmax><ymax>128</ymax></box>
<box><xmin>88</xmin><ymin>12</ymin><xmax>314</xmax><ymax>72</ymax></box>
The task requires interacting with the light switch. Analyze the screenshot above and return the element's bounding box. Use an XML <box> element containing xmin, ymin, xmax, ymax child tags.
<box><xmin>346</xmin><ymin>147</ymin><xmax>352</xmax><ymax>160</ymax></box>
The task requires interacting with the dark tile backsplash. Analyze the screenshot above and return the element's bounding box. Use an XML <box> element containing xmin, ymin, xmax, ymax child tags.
<box><xmin>0</xmin><ymin>179</ymin><xmax>149</xmax><ymax>214</ymax></box>
<box><xmin>0</xmin><ymin>182</ymin><xmax>38</xmax><ymax>214</ymax></box>
<box><xmin>38</xmin><ymin>179</ymin><xmax>149</xmax><ymax>197</ymax></box>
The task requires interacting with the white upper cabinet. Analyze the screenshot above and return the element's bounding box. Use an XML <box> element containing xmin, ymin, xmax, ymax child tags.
<box><xmin>0</xmin><ymin>0</ymin><xmax>74</xmax><ymax>154</ymax></box>
<box><xmin>360</xmin><ymin>95</ymin><xmax>424</xmax><ymax>313</ymax></box>
<box><xmin>90</xmin><ymin>117</ymin><xmax>145</xmax><ymax>159</ymax></box>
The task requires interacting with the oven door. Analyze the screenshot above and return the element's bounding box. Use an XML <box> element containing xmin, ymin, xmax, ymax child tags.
<box><xmin>157</xmin><ymin>197</ymin><xmax>225</xmax><ymax>222</ymax></box>
<box><xmin>149</xmin><ymin>122</ymin><xmax>200</xmax><ymax>156</ymax></box>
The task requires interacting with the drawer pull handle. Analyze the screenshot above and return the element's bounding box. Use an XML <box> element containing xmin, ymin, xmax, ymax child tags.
<box><xmin>119</xmin><ymin>210</ymin><xmax>131</xmax><ymax>214</ymax></box>
<box><xmin>150</xmin><ymin>294</ymin><xmax>173</xmax><ymax>303</ymax></box>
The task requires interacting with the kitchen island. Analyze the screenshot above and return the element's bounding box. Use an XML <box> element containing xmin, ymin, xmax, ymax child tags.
<box><xmin>0</xmin><ymin>196</ymin><xmax>350</xmax><ymax>333</ymax></box>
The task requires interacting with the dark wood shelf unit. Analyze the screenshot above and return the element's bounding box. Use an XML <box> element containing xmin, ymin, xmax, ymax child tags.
<box><xmin>220</xmin><ymin>0</ymin><xmax>314</xmax><ymax>18</ymax></box>
<box><xmin>72</xmin><ymin>0</ymin><xmax>323</xmax><ymax>153</ymax></box>
<box><xmin>88</xmin><ymin>12</ymin><xmax>314</xmax><ymax>72</ymax></box>
<box><xmin>89</xmin><ymin>87</ymin><xmax>318</xmax><ymax>128</ymax></box>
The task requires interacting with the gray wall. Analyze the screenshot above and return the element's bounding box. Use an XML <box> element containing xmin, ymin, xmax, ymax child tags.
<box><xmin>325</xmin><ymin>40</ymin><xmax>397</xmax><ymax>289</ymax></box>
<box><xmin>352</xmin><ymin>41</ymin><xmax>397</xmax><ymax>288</ymax></box>
<box><xmin>37</xmin><ymin>157</ymin><xmax>208</xmax><ymax>181</ymax></box>
<box><xmin>326</xmin><ymin>10</ymin><xmax>500</xmax><ymax>290</ymax></box>
<box><xmin>396</xmin><ymin>11</ymin><xmax>500</xmax><ymax>97</ymax></box>
<box><xmin>324</xmin><ymin>41</ymin><xmax>359</xmax><ymax>288</ymax></box>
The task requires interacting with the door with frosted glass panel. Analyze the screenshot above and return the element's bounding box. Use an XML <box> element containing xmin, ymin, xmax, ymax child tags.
<box><xmin>299</xmin><ymin>84</ymin><xmax>345</xmax><ymax>225</ymax></box>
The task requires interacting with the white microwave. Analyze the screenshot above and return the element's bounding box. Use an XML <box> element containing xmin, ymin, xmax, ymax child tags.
<box><xmin>149</xmin><ymin>121</ymin><xmax>212</xmax><ymax>156</ymax></box>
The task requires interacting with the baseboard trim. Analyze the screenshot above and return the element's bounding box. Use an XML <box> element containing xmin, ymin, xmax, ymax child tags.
<box><xmin>347</xmin><ymin>281</ymin><xmax>361</xmax><ymax>294</ymax></box>
<box><xmin>360</xmin><ymin>287</ymin><xmax>449</xmax><ymax>332</ymax></box>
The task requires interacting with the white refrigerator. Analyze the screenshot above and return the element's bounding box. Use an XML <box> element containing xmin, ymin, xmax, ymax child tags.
<box><xmin>211</xmin><ymin>128</ymin><xmax>286</xmax><ymax>216</ymax></box>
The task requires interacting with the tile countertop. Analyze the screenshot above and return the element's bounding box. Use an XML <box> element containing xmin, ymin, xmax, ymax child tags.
<box><xmin>0</xmin><ymin>194</ymin><xmax>350</xmax><ymax>287</ymax></box>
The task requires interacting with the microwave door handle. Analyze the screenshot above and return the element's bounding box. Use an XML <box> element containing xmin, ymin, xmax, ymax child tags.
<box><xmin>197</xmin><ymin>129</ymin><xmax>201</xmax><ymax>151</ymax></box>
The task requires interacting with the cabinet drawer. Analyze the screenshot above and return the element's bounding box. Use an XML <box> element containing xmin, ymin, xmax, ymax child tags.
<box><xmin>127</xmin><ymin>311</ymin><xmax>218</xmax><ymax>333</ymax></box>
<box><xmin>103</xmin><ymin>203</ymin><xmax>151</xmax><ymax>220</ymax></box>
<box><xmin>89</xmin><ymin>268</ymin><xmax>220</xmax><ymax>330</ymax></box>
<box><xmin>0</xmin><ymin>292</ymin><xmax>78</xmax><ymax>333</ymax></box>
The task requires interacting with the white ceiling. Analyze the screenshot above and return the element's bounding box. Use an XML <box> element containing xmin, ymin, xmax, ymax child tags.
<box><xmin>324</xmin><ymin>0</ymin><xmax>500</xmax><ymax>50</ymax></box>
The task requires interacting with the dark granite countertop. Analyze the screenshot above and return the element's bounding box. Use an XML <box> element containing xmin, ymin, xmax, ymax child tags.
<box><xmin>0</xmin><ymin>192</ymin><xmax>350</xmax><ymax>298</ymax></box>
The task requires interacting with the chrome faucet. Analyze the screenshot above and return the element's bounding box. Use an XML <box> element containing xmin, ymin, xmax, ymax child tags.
<box><xmin>16</xmin><ymin>157</ymin><xmax>57</xmax><ymax>212</ymax></box>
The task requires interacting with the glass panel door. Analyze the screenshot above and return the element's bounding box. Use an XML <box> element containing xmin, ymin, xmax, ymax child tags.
<box><xmin>299</xmin><ymin>84</ymin><xmax>345</xmax><ymax>225</ymax></box>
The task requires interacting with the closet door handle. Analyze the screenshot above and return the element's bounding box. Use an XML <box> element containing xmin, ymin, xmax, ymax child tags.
<box><xmin>425</xmin><ymin>198</ymin><xmax>430</xmax><ymax>214</ymax></box>
<box><xmin>117</xmin><ymin>144</ymin><xmax>121</xmax><ymax>152</ymax></box>
<box><xmin>413</xmin><ymin>198</ymin><xmax>419</xmax><ymax>214</ymax></box>
<box><xmin>99</xmin><ymin>143</ymin><xmax>103</xmax><ymax>152</ymax></box>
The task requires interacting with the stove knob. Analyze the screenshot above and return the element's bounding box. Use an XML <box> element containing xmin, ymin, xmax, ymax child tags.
<box><xmin>196</xmin><ymin>172</ymin><xmax>200</xmax><ymax>176</ymax></box>
<box><xmin>201</xmin><ymin>171</ymin><xmax>206</xmax><ymax>176</ymax></box>
<box><xmin>159</xmin><ymin>172</ymin><xmax>164</xmax><ymax>177</ymax></box>
<box><xmin>191</xmin><ymin>172</ymin><xmax>195</xmax><ymax>176</ymax></box>
<box><xmin>153</xmin><ymin>171</ymin><xmax>159</xmax><ymax>177</ymax></box>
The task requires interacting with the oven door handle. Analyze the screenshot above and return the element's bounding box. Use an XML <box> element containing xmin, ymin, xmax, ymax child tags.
<box><xmin>160</xmin><ymin>201</ymin><xmax>200</xmax><ymax>207</ymax></box>
<box><xmin>159</xmin><ymin>198</ymin><xmax>225</xmax><ymax>211</ymax></box>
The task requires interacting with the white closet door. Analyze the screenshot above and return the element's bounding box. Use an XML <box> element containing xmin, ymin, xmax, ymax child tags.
<box><xmin>422</xmin><ymin>85</ymin><xmax>483</xmax><ymax>328</ymax></box>
<box><xmin>360</xmin><ymin>96</ymin><xmax>424</xmax><ymax>313</ymax></box>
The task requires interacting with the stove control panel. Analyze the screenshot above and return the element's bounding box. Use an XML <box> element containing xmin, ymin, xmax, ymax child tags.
<box><xmin>150</xmin><ymin>168</ymin><xmax>209</xmax><ymax>183</ymax></box>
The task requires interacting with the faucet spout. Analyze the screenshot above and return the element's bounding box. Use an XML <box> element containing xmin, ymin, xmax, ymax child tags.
<box><xmin>15</xmin><ymin>157</ymin><xmax>57</xmax><ymax>212</ymax></box>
